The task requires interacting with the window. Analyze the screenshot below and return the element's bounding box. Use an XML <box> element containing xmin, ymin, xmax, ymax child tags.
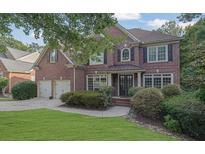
<box><xmin>0</xmin><ymin>71</ymin><xmax>3</xmax><ymax>77</ymax></box>
<box><xmin>143</xmin><ymin>73</ymin><xmax>173</xmax><ymax>88</ymax></box>
<box><xmin>89</xmin><ymin>52</ymin><xmax>104</xmax><ymax>65</ymax></box>
<box><xmin>147</xmin><ymin>45</ymin><xmax>168</xmax><ymax>62</ymax></box>
<box><xmin>87</xmin><ymin>75</ymin><xmax>107</xmax><ymax>91</ymax></box>
<box><xmin>121</xmin><ymin>48</ymin><xmax>130</xmax><ymax>61</ymax></box>
<box><xmin>49</xmin><ymin>49</ymin><xmax>57</xmax><ymax>63</ymax></box>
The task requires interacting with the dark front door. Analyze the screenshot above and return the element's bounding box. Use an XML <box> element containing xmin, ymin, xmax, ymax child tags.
<box><xmin>119</xmin><ymin>75</ymin><xmax>133</xmax><ymax>96</ymax></box>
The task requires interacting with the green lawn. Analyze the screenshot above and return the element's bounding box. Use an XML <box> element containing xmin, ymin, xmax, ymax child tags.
<box><xmin>0</xmin><ymin>97</ymin><xmax>14</xmax><ymax>101</ymax></box>
<box><xmin>0</xmin><ymin>109</ymin><xmax>177</xmax><ymax>140</ymax></box>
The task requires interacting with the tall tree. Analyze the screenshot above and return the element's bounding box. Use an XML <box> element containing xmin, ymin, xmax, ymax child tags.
<box><xmin>180</xmin><ymin>19</ymin><xmax>205</xmax><ymax>90</ymax></box>
<box><xmin>156</xmin><ymin>21</ymin><xmax>184</xmax><ymax>37</ymax></box>
<box><xmin>0</xmin><ymin>14</ymin><xmax>118</xmax><ymax>64</ymax></box>
<box><xmin>177</xmin><ymin>13</ymin><xmax>202</xmax><ymax>22</ymax></box>
<box><xmin>27</xmin><ymin>42</ymin><xmax>44</xmax><ymax>52</ymax></box>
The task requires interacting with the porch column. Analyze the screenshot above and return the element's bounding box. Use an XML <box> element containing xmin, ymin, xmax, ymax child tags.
<box><xmin>137</xmin><ymin>72</ymin><xmax>142</xmax><ymax>87</ymax></box>
<box><xmin>107</xmin><ymin>74</ymin><xmax>112</xmax><ymax>86</ymax></box>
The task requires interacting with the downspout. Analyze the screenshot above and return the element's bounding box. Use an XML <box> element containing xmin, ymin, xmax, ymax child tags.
<box><xmin>73</xmin><ymin>66</ymin><xmax>76</xmax><ymax>92</ymax></box>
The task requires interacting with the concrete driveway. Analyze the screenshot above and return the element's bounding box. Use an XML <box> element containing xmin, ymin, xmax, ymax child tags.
<box><xmin>0</xmin><ymin>98</ymin><xmax>130</xmax><ymax>117</ymax></box>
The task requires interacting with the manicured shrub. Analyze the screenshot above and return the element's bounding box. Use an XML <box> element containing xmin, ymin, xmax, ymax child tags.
<box><xmin>60</xmin><ymin>91</ymin><xmax>108</xmax><ymax>109</ymax></box>
<box><xmin>162</xmin><ymin>84</ymin><xmax>181</xmax><ymax>98</ymax></box>
<box><xmin>0</xmin><ymin>77</ymin><xmax>8</xmax><ymax>90</ymax></box>
<box><xmin>161</xmin><ymin>92</ymin><xmax>205</xmax><ymax>140</ymax></box>
<box><xmin>128</xmin><ymin>86</ymin><xmax>144</xmax><ymax>97</ymax></box>
<box><xmin>132</xmin><ymin>88</ymin><xmax>164</xmax><ymax>120</ymax></box>
<box><xmin>196</xmin><ymin>83</ymin><xmax>205</xmax><ymax>103</ymax></box>
<box><xmin>12</xmin><ymin>81</ymin><xmax>37</xmax><ymax>100</ymax></box>
<box><xmin>163</xmin><ymin>115</ymin><xmax>182</xmax><ymax>133</ymax></box>
<box><xmin>99</xmin><ymin>86</ymin><xmax>113</xmax><ymax>106</ymax></box>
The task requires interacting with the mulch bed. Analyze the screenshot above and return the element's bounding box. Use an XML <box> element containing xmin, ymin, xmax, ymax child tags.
<box><xmin>126</xmin><ymin>110</ymin><xmax>193</xmax><ymax>141</ymax></box>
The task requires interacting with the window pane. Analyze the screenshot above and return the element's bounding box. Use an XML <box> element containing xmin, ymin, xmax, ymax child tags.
<box><xmin>50</xmin><ymin>50</ymin><xmax>56</xmax><ymax>62</ymax></box>
<box><xmin>154</xmin><ymin>77</ymin><xmax>161</xmax><ymax>88</ymax></box>
<box><xmin>90</xmin><ymin>52</ymin><xmax>104</xmax><ymax>65</ymax></box>
<box><xmin>88</xmin><ymin>77</ymin><xmax>93</xmax><ymax>90</ymax></box>
<box><xmin>163</xmin><ymin>77</ymin><xmax>171</xmax><ymax>86</ymax></box>
<box><xmin>122</xmin><ymin>48</ymin><xmax>130</xmax><ymax>61</ymax></box>
<box><xmin>158</xmin><ymin>46</ymin><xmax>166</xmax><ymax>61</ymax></box>
<box><xmin>148</xmin><ymin>47</ymin><xmax>156</xmax><ymax>62</ymax></box>
<box><xmin>145</xmin><ymin>77</ymin><xmax>152</xmax><ymax>88</ymax></box>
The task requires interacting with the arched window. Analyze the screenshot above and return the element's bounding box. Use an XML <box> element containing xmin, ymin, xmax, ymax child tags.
<box><xmin>121</xmin><ymin>48</ymin><xmax>130</xmax><ymax>61</ymax></box>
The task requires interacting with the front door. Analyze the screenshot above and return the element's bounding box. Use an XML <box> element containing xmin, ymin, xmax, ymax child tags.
<box><xmin>119</xmin><ymin>75</ymin><xmax>133</xmax><ymax>96</ymax></box>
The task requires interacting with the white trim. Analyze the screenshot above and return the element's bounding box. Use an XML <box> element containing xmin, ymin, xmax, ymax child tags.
<box><xmin>86</xmin><ymin>74</ymin><xmax>108</xmax><ymax>91</ymax></box>
<box><xmin>143</xmin><ymin>73</ymin><xmax>173</xmax><ymax>88</ymax></box>
<box><xmin>121</xmin><ymin>48</ymin><xmax>131</xmax><ymax>62</ymax></box>
<box><xmin>137</xmin><ymin>72</ymin><xmax>141</xmax><ymax>87</ymax></box>
<box><xmin>147</xmin><ymin>45</ymin><xmax>168</xmax><ymax>63</ymax></box>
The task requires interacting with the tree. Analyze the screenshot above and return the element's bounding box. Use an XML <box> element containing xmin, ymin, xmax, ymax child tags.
<box><xmin>0</xmin><ymin>36</ymin><xmax>29</xmax><ymax>52</ymax></box>
<box><xmin>177</xmin><ymin>13</ymin><xmax>202</xmax><ymax>22</ymax></box>
<box><xmin>180</xmin><ymin>19</ymin><xmax>205</xmax><ymax>90</ymax></box>
<box><xmin>156</xmin><ymin>21</ymin><xmax>184</xmax><ymax>37</ymax></box>
<box><xmin>0</xmin><ymin>14</ymin><xmax>118</xmax><ymax>64</ymax></box>
<box><xmin>27</xmin><ymin>42</ymin><xmax>44</xmax><ymax>52</ymax></box>
<box><xmin>0</xmin><ymin>77</ymin><xmax>8</xmax><ymax>96</ymax></box>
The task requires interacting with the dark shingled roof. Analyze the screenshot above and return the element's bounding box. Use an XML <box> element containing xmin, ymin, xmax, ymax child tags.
<box><xmin>106</xmin><ymin>64</ymin><xmax>144</xmax><ymax>72</ymax></box>
<box><xmin>127</xmin><ymin>28</ymin><xmax>180</xmax><ymax>43</ymax></box>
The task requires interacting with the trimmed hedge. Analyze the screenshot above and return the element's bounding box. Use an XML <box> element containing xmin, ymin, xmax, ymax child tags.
<box><xmin>12</xmin><ymin>81</ymin><xmax>37</xmax><ymax>100</ymax></box>
<box><xmin>132</xmin><ymin>88</ymin><xmax>164</xmax><ymax>120</ymax></box>
<box><xmin>60</xmin><ymin>91</ymin><xmax>109</xmax><ymax>109</ymax></box>
<box><xmin>128</xmin><ymin>87</ymin><xmax>144</xmax><ymax>97</ymax></box>
<box><xmin>161</xmin><ymin>92</ymin><xmax>205</xmax><ymax>140</ymax></box>
<box><xmin>162</xmin><ymin>84</ymin><xmax>181</xmax><ymax>98</ymax></box>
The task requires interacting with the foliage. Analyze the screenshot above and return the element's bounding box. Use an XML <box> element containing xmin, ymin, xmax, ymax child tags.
<box><xmin>0</xmin><ymin>14</ymin><xmax>118</xmax><ymax>64</ymax></box>
<box><xmin>162</xmin><ymin>84</ymin><xmax>181</xmax><ymax>98</ymax></box>
<box><xmin>0</xmin><ymin>109</ymin><xmax>176</xmax><ymax>140</ymax></box>
<box><xmin>196</xmin><ymin>84</ymin><xmax>205</xmax><ymax>103</ymax></box>
<box><xmin>156</xmin><ymin>21</ymin><xmax>184</xmax><ymax>37</ymax></box>
<box><xmin>99</xmin><ymin>86</ymin><xmax>113</xmax><ymax>106</ymax></box>
<box><xmin>132</xmin><ymin>88</ymin><xmax>164</xmax><ymax>120</ymax></box>
<box><xmin>163</xmin><ymin>115</ymin><xmax>182</xmax><ymax>133</ymax></box>
<box><xmin>177</xmin><ymin>13</ymin><xmax>202</xmax><ymax>22</ymax></box>
<box><xmin>0</xmin><ymin>77</ymin><xmax>8</xmax><ymax>90</ymax></box>
<box><xmin>128</xmin><ymin>86</ymin><xmax>144</xmax><ymax>97</ymax></box>
<box><xmin>180</xmin><ymin>19</ymin><xmax>205</xmax><ymax>90</ymax></box>
<box><xmin>11</xmin><ymin>81</ymin><xmax>37</xmax><ymax>100</ymax></box>
<box><xmin>0</xmin><ymin>36</ymin><xmax>29</xmax><ymax>52</ymax></box>
<box><xmin>27</xmin><ymin>42</ymin><xmax>44</xmax><ymax>52</ymax></box>
<box><xmin>60</xmin><ymin>91</ymin><xmax>109</xmax><ymax>109</ymax></box>
<box><xmin>161</xmin><ymin>92</ymin><xmax>205</xmax><ymax>140</ymax></box>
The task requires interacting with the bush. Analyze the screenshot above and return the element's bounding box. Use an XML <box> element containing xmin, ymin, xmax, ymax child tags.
<box><xmin>60</xmin><ymin>91</ymin><xmax>108</xmax><ymax>109</ymax></box>
<box><xmin>196</xmin><ymin>84</ymin><xmax>205</xmax><ymax>103</ymax></box>
<box><xmin>12</xmin><ymin>81</ymin><xmax>37</xmax><ymax>100</ymax></box>
<box><xmin>162</xmin><ymin>84</ymin><xmax>181</xmax><ymax>98</ymax></box>
<box><xmin>99</xmin><ymin>86</ymin><xmax>113</xmax><ymax>106</ymax></box>
<box><xmin>132</xmin><ymin>88</ymin><xmax>164</xmax><ymax>120</ymax></box>
<box><xmin>161</xmin><ymin>92</ymin><xmax>205</xmax><ymax>140</ymax></box>
<box><xmin>0</xmin><ymin>77</ymin><xmax>8</xmax><ymax>90</ymax></box>
<box><xmin>128</xmin><ymin>86</ymin><xmax>144</xmax><ymax>97</ymax></box>
<box><xmin>163</xmin><ymin>115</ymin><xmax>182</xmax><ymax>133</ymax></box>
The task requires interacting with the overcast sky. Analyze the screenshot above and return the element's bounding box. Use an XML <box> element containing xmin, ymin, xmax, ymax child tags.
<box><xmin>11</xmin><ymin>13</ymin><xmax>196</xmax><ymax>46</ymax></box>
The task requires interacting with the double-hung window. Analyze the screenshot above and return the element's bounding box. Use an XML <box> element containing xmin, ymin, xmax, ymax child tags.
<box><xmin>49</xmin><ymin>49</ymin><xmax>57</xmax><ymax>63</ymax></box>
<box><xmin>143</xmin><ymin>73</ymin><xmax>173</xmax><ymax>88</ymax></box>
<box><xmin>147</xmin><ymin>45</ymin><xmax>168</xmax><ymax>62</ymax></box>
<box><xmin>89</xmin><ymin>52</ymin><xmax>104</xmax><ymax>65</ymax></box>
<box><xmin>87</xmin><ymin>74</ymin><xmax>107</xmax><ymax>91</ymax></box>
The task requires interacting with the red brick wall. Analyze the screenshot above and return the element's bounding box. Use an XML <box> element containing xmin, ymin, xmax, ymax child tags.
<box><xmin>36</xmin><ymin>50</ymin><xmax>86</xmax><ymax>91</ymax></box>
<box><xmin>139</xmin><ymin>42</ymin><xmax>180</xmax><ymax>84</ymax></box>
<box><xmin>75</xmin><ymin>67</ymin><xmax>85</xmax><ymax>91</ymax></box>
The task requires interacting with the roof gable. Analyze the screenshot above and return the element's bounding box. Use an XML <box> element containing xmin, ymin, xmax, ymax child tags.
<box><xmin>6</xmin><ymin>47</ymin><xmax>29</xmax><ymax>59</ymax></box>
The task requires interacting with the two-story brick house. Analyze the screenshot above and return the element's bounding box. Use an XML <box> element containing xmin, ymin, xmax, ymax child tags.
<box><xmin>34</xmin><ymin>24</ymin><xmax>180</xmax><ymax>101</ymax></box>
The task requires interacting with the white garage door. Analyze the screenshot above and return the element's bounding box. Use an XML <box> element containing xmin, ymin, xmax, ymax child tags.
<box><xmin>55</xmin><ymin>80</ymin><xmax>70</xmax><ymax>98</ymax></box>
<box><xmin>39</xmin><ymin>80</ymin><xmax>52</xmax><ymax>98</ymax></box>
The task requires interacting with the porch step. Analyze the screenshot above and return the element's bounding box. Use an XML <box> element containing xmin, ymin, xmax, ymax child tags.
<box><xmin>112</xmin><ymin>97</ymin><xmax>131</xmax><ymax>107</ymax></box>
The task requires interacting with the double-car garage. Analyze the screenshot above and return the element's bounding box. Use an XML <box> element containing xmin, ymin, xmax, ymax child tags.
<box><xmin>38</xmin><ymin>80</ymin><xmax>71</xmax><ymax>98</ymax></box>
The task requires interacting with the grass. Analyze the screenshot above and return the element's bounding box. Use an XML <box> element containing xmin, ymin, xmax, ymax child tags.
<box><xmin>0</xmin><ymin>109</ymin><xmax>177</xmax><ymax>140</ymax></box>
<box><xmin>0</xmin><ymin>97</ymin><xmax>14</xmax><ymax>101</ymax></box>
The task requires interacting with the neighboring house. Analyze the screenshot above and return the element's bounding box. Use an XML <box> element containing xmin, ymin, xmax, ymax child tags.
<box><xmin>0</xmin><ymin>47</ymin><xmax>40</xmax><ymax>93</ymax></box>
<box><xmin>34</xmin><ymin>24</ymin><xmax>181</xmax><ymax>102</ymax></box>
